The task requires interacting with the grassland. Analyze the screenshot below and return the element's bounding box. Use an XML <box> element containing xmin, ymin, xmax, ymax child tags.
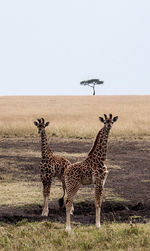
<box><xmin>0</xmin><ymin>136</ymin><xmax>150</xmax><ymax>250</ymax></box>
<box><xmin>0</xmin><ymin>95</ymin><xmax>150</xmax><ymax>138</ymax></box>
<box><xmin>1</xmin><ymin>221</ymin><xmax>150</xmax><ymax>251</ymax></box>
<box><xmin>0</xmin><ymin>95</ymin><xmax>150</xmax><ymax>250</ymax></box>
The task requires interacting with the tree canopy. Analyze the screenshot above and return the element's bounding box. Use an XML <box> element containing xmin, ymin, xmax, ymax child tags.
<box><xmin>80</xmin><ymin>79</ymin><xmax>104</xmax><ymax>95</ymax></box>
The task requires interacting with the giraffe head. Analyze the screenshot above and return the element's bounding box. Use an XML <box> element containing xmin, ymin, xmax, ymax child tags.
<box><xmin>34</xmin><ymin>118</ymin><xmax>50</xmax><ymax>134</ymax></box>
<box><xmin>99</xmin><ymin>114</ymin><xmax>118</xmax><ymax>129</ymax></box>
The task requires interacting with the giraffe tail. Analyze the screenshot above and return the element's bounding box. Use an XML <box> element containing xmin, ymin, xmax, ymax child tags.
<box><xmin>59</xmin><ymin>178</ymin><xmax>66</xmax><ymax>208</ymax></box>
<box><xmin>58</xmin><ymin>196</ymin><xmax>64</xmax><ymax>208</ymax></box>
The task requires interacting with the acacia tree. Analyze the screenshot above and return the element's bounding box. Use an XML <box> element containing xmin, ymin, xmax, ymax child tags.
<box><xmin>80</xmin><ymin>79</ymin><xmax>104</xmax><ymax>95</ymax></box>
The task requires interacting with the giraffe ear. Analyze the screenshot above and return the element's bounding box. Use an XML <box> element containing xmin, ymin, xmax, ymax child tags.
<box><xmin>45</xmin><ymin>122</ymin><xmax>50</xmax><ymax>127</ymax></box>
<box><xmin>99</xmin><ymin>117</ymin><xmax>104</xmax><ymax>123</ymax></box>
<box><xmin>34</xmin><ymin>121</ymin><xmax>38</xmax><ymax>126</ymax></box>
<box><xmin>113</xmin><ymin>116</ymin><xmax>118</xmax><ymax>123</ymax></box>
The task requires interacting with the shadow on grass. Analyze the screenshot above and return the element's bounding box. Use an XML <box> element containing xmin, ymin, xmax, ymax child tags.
<box><xmin>0</xmin><ymin>200</ymin><xmax>150</xmax><ymax>225</ymax></box>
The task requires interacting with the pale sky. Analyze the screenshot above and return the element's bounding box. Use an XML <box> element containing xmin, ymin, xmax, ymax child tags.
<box><xmin>0</xmin><ymin>0</ymin><xmax>150</xmax><ymax>95</ymax></box>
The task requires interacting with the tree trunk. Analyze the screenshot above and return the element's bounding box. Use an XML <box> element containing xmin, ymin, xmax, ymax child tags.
<box><xmin>93</xmin><ymin>85</ymin><xmax>95</xmax><ymax>95</ymax></box>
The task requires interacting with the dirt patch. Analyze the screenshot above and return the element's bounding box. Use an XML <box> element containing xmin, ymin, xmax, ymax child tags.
<box><xmin>0</xmin><ymin>137</ymin><xmax>150</xmax><ymax>225</ymax></box>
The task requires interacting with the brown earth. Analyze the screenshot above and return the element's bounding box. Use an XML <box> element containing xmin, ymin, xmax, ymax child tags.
<box><xmin>0</xmin><ymin>137</ymin><xmax>150</xmax><ymax>225</ymax></box>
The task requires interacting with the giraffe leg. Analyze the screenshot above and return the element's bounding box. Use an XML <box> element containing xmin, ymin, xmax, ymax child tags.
<box><xmin>65</xmin><ymin>183</ymin><xmax>80</xmax><ymax>232</ymax></box>
<box><xmin>42</xmin><ymin>182</ymin><xmax>51</xmax><ymax>216</ymax></box>
<box><xmin>66</xmin><ymin>197</ymin><xmax>73</xmax><ymax>232</ymax></box>
<box><xmin>94</xmin><ymin>171</ymin><xmax>108</xmax><ymax>228</ymax></box>
<box><xmin>95</xmin><ymin>184</ymin><xmax>103</xmax><ymax>228</ymax></box>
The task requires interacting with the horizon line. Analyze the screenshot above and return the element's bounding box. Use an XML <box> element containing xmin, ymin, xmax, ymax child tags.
<box><xmin>0</xmin><ymin>94</ymin><xmax>150</xmax><ymax>97</ymax></box>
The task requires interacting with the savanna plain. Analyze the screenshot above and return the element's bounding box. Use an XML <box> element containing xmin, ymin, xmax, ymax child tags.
<box><xmin>0</xmin><ymin>95</ymin><xmax>150</xmax><ymax>250</ymax></box>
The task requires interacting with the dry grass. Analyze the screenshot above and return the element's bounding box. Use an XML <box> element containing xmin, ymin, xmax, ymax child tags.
<box><xmin>0</xmin><ymin>178</ymin><xmax>124</xmax><ymax>207</ymax></box>
<box><xmin>0</xmin><ymin>95</ymin><xmax>150</xmax><ymax>138</ymax></box>
<box><xmin>0</xmin><ymin>136</ymin><xmax>126</xmax><ymax>206</ymax></box>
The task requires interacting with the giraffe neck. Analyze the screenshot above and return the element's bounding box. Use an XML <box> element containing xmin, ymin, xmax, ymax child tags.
<box><xmin>88</xmin><ymin>126</ymin><xmax>111</xmax><ymax>162</ymax></box>
<box><xmin>40</xmin><ymin>130</ymin><xmax>52</xmax><ymax>159</ymax></box>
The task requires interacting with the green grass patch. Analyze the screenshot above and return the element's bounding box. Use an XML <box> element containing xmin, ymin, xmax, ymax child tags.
<box><xmin>0</xmin><ymin>222</ymin><xmax>150</xmax><ymax>251</ymax></box>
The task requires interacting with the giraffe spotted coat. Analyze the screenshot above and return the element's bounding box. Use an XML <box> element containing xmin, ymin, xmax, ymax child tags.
<box><xmin>34</xmin><ymin>118</ymin><xmax>71</xmax><ymax>216</ymax></box>
<box><xmin>65</xmin><ymin>114</ymin><xmax>118</xmax><ymax>231</ymax></box>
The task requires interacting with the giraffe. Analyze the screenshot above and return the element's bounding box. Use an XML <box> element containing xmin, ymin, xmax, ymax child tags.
<box><xmin>34</xmin><ymin>118</ymin><xmax>71</xmax><ymax>216</ymax></box>
<box><xmin>64</xmin><ymin>113</ymin><xmax>118</xmax><ymax>231</ymax></box>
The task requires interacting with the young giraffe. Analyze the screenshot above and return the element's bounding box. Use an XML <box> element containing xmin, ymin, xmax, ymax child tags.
<box><xmin>34</xmin><ymin>118</ymin><xmax>71</xmax><ymax>216</ymax></box>
<box><xmin>65</xmin><ymin>113</ymin><xmax>118</xmax><ymax>231</ymax></box>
